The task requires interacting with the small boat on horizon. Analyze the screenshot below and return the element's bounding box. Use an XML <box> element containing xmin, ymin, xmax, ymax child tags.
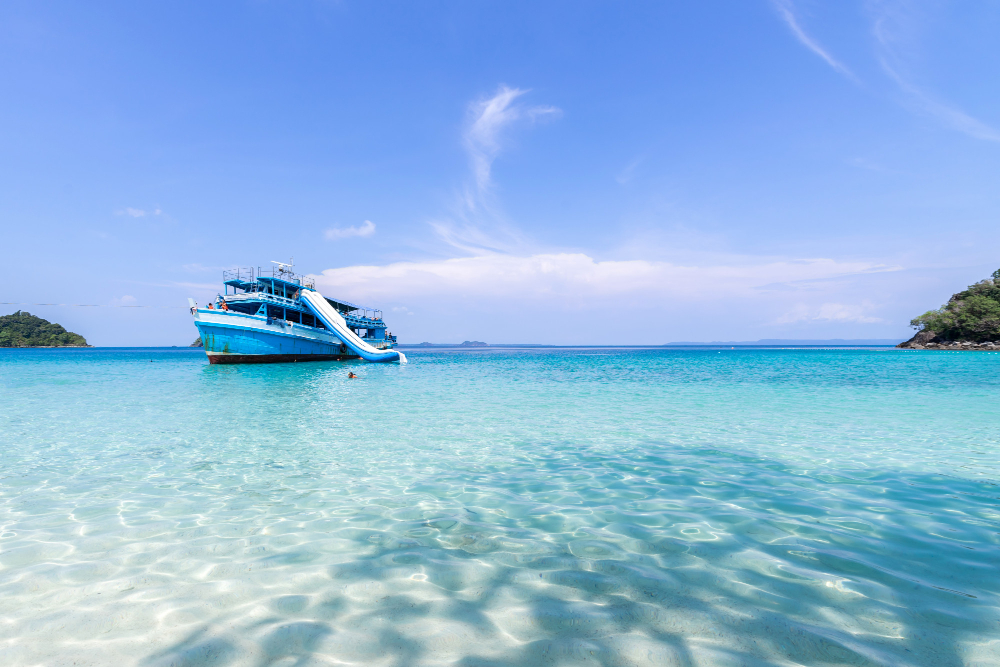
<box><xmin>190</xmin><ymin>261</ymin><xmax>405</xmax><ymax>364</ymax></box>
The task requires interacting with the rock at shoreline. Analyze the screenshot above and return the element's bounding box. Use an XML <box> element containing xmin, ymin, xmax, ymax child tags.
<box><xmin>0</xmin><ymin>311</ymin><xmax>88</xmax><ymax>347</ymax></box>
<box><xmin>190</xmin><ymin>337</ymin><xmax>204</xmax><ymax>347</ymax></box>
<box><xmin>899</xmin><ymin>336</ymin><xmax>999</xmax><ymax>351</ymax></box>
<box><xmin>900</xmin><ymin>269</ymin><xmax>1000</xmax><ymax>350</ymax></box>
<box><xmin>898</xmin><ymin>329</ymin><xmax>940</xmax><ymax>349</ymax></box>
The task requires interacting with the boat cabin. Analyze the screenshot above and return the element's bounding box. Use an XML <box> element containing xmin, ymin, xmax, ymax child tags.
<box><xmin>218</xmin><ymin>266</ymin><xmax>394</xmax><ymax>345</ymax></box>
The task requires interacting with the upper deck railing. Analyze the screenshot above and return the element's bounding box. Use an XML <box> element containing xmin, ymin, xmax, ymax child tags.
<box><xmin>221</xmin><ymin>266</ymin><xmax>389</xmax><ymax>322</ymax></box>
<box><xmin>346</xmin><ymin>307</ymin><xmax>383</xmax><ymax>321</ymax></box>
<box><xmin>223</xmin><ymin>266</ymin><xmax>316</xmax><ymax>289</ymax></box>
<box><xmin>222</xmin><ymin>267</ymin><xmax>255</xmax><ymax>286</ymax></box>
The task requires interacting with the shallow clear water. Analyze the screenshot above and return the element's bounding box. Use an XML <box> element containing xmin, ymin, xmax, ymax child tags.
<box><xmin>1</xmin><ymin>347</ymin><xmax>999</xmax><ymax>666</ymax></box>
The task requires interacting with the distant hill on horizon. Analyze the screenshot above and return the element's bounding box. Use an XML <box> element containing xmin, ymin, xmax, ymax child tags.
<box><xmin>404</xmin><ymin>341</ymin><xmax>489</xmax><ymax>347</ymax></box>
<box><xmin>665</xmin><ymin>339</ymin><xmax>905</xmax><ymax>346</ymax></box>
<box><xmin>0</xmin><ymin>311</ymin><xmax>88</xmax><ymax>348</ymax></box>
<box><xmin>399</xmin><ymin>339</ymin><xmax>905</xmax><ymax>347</ymax></box>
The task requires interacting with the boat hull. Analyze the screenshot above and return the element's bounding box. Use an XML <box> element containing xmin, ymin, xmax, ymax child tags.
<box><xmin>207</xmin><ymin>352</ymin><xmax>348</xmax><ymax>364</ymax></box>
<box><xmin>195</xmin><ymin>311</ymin><xmax>363</xmax><ymax>364</ymax></box>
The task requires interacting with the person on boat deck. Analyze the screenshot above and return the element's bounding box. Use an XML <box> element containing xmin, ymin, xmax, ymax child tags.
<box><xmin>206</xmin><ymin>303</ymin><xmax>214</xmax><ymax>309</ymax></box>
<box><xmin>219</xmin><ymin>300</ymin><xmax>229</xmax><ymax>311</ymax></box>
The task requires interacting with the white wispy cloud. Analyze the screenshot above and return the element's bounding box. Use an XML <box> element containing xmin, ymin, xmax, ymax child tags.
<box><xmin>110</xmin><ymin>295</ymin><xmax>138</xmax><ymax>306</ymax></box>
<box><xmin>881</xmin><ymin>65</ymin><xmax>1000</xmax><ymax>142</ymax></box>
<box><xmin>869</xmin><ymin>0</ymin><xmax>1000</xmax><ymax>143</ymax></box>
<box><xmin>772</xmin><ymin>1</ymin><xmax>999</xmax><ymax>142</ymax></box>
<box><xmin>771</xmin><ymin>0</ymin><xmax>854</xmax><ymax>78</ymax></box>
<box><xmin>848</xmin><ymin>157</ymin><xmax>892</xmax><ymax>173</ymax></box>
<box><xmin>616</xmin><ymin>157</ymin><xmax>643</xmax><ymax>185</ymax></box>
<box><xmin>314</xmin><ymin>87</ymin><xmax>901</xmax><ymax>330</ymax></box>
<box><xmin>325</xmin><ymin>220</ymin><xmax>376</xmax><ymax>240</ymax></box>
<box><xmin>116</xmin><ymin>207</ymin><xmax>163</xmax><ymax>218</ymax></box>
<box><xmin>430</xmin><ymin>85</ymin><xmax>560</xmax><ymax>254</ymax></box>
<box><xmin>465</xmin><ymin>86</ymin><xmax>560</xmax><ymax>194</ymax></box>
<box><xmin>313</xmin><ymin>253</ymin><xmax>898</xmax><ymax>304</ymax></box>
<box><xmin>776</xmin><ymin>301</ymin><xmax>883</xmax><ymax>324</ymax></box>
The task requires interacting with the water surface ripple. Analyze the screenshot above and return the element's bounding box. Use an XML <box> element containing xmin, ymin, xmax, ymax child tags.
<box><xmin>1</xmin><ymin>347</ymin><xmax>999</xmax><ymax>666</ymax></box>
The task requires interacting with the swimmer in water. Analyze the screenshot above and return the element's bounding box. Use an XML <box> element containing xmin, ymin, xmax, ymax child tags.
<box><xmin>348</xmin><ymin>372</ymin><xmax>357</xmax><ymax>379</ymax></box>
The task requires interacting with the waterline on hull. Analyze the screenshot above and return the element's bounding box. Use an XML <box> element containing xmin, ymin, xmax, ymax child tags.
<box><xmin>206</xmin><ymin>352</ymin><xmax>356</xmax><ymax>364</ymax></box>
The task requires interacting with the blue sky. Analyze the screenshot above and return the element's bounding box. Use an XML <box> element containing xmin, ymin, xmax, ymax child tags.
<box><xmin>2</xmin><ymin>1</ymin><xmax>998</xmax><ymax>345</ymax></box>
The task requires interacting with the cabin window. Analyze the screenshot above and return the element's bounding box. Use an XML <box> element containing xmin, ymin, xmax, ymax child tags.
<box><xmin>229</xmin><ymin>302</ymin><xmax>257</xmax><ymax>315</ymax></box>
<box><xmin>267</xmin><ymin>305</ymin><xmax>283</xmax><ymax>319</ymax></box>
<box><xmin>286</xmin><ymin>310</ymin><xmax>301</xmax><ymax>324</ymax></box>
<box><xmin>302</xmin><ymin>313</ymin><xmax>315</xmax><ymax>327</ymax></box>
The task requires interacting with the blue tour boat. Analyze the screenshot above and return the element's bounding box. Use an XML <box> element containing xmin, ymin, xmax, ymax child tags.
<box><xmin>190</xmin><ymin>262</ymin><xmax>405</xmax><ymax>364</ymax></box>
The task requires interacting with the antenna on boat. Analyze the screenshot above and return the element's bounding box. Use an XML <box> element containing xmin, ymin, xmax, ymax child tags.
<box><xmin>271</xmin><ymin>257</ymin><xmax>294</xmax><ymax>276</ymax></box>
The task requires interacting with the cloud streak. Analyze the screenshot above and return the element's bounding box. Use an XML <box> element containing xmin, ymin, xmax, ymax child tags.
<box><xmin>870</xmin><ymin>1</ymin><xmax>1000</xmax><ymax>143</ymax></box>
<box><xmin>616</xmin><ymin>157</ymin><xmax>643</xmax><ymax>185</ymax></box>
<box><xmin>325</xmin><ymin>220</ymin><xmax>376</xmax><ymax>240</ymax></box>
<box><xmin>110</xmin><ymin>295</ymin><xmax>138</xmax><ymax>307</ymax></box>
<box><xmin>465</xmin><ymin>86</ymin><xmax>560</xmax><ymax>194</ymax></box>
<box><xmin>773</xmin><ymin>1</ymin><xmax>999</xmax><ymax>143</ymax></box>
<box><xmin>117</xmin><ymin>207</ymin><xmax>162</xmax><ymax>218</ymax></box>
<box><xmin>313</xmin><ymin>86</ymin><xmax>907</xmax><ymax>338</ymax></box>
<box><xmin>314</xmin><ymin>252</ymin><xmax>899</xmax><ymax>304</ymax></box>
<box><xmin>880</xmin><ymin>63</ymin><xmax>1000</xmax><ymax>142</ymax></box>
<box><xmin>772</xmin><ymin>0</ymin><xmax>854</xmax><ymax>77</ymax></box>
<box><xmin>429</xmin><ymin>86</ymin><xmax>560</xmax><ymax>254</ymax></box>
<box><xmin>776</xmin><ymin>301</ymin><xmax>883</xmax><ymax>324</ymax></box>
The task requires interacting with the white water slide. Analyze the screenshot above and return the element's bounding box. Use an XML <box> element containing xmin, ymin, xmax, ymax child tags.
<box><xmin>299</xmin><ymin>289</ymin><xmax>406</xmax><ymax>363</ymax></box>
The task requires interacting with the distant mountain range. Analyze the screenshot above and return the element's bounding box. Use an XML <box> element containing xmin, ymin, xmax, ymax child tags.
<box><xmin>404</xmin><ymin>341</ymin><xmax>489</xmax><ymax>347</ymax></box>
<box><xmin>664</xmin><ymin>339</ymin><xmax>904</xmax><ymax>346</ymax></box>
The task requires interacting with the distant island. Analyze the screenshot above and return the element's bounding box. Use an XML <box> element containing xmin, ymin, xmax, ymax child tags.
<box><xmin>405</xmin><ymin>341</ymin><xmax>489</xmax><ymax>347</ymax></box>
<box><xmin>0</xmin><ymin>311</ymin><xmax>88</xmax><ymax>348</ymax></box>
<box><xmin>665</xmin><ymin>339</ymin><xmax>904</xmax><ymax>346</ymax></box>
<box><xmin>899</xmin><ymin>269</ymin><xmax>1000</xmax><ymax>350</ymax></box>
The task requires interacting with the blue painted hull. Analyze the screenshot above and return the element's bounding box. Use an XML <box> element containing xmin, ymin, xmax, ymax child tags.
<box><xmin>196</xmin><ymin>320</ymin><xmax>358</xmax><ymax>364</ymax></box>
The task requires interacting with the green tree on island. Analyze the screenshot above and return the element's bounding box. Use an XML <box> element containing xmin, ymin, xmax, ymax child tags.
<box><xmin>0</xmin><ymin>311</ymin><xmax>88</xmax><ymax>347</ymax></box>
<box><xmin>908</xmin><ymin>269</ymin><xmax>1000</xmax><ymax>343</ymax></box>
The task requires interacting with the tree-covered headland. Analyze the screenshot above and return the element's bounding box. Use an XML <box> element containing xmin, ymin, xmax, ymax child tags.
<box><xmin>900</xmin><ymin>269</ymin><xmax>1000</xmax><ymax>348</ymax></box>
<box><xmin>0</xmin><ymin>311</ymin><xmax>88</xmax><ymax>347</ymax></box>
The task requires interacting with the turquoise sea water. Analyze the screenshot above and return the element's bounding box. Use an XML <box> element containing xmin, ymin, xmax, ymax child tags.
<box><xmin>1</xmin><ymin>347</ymin><xmax>999</xmax><ymax>666</ymax></box>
